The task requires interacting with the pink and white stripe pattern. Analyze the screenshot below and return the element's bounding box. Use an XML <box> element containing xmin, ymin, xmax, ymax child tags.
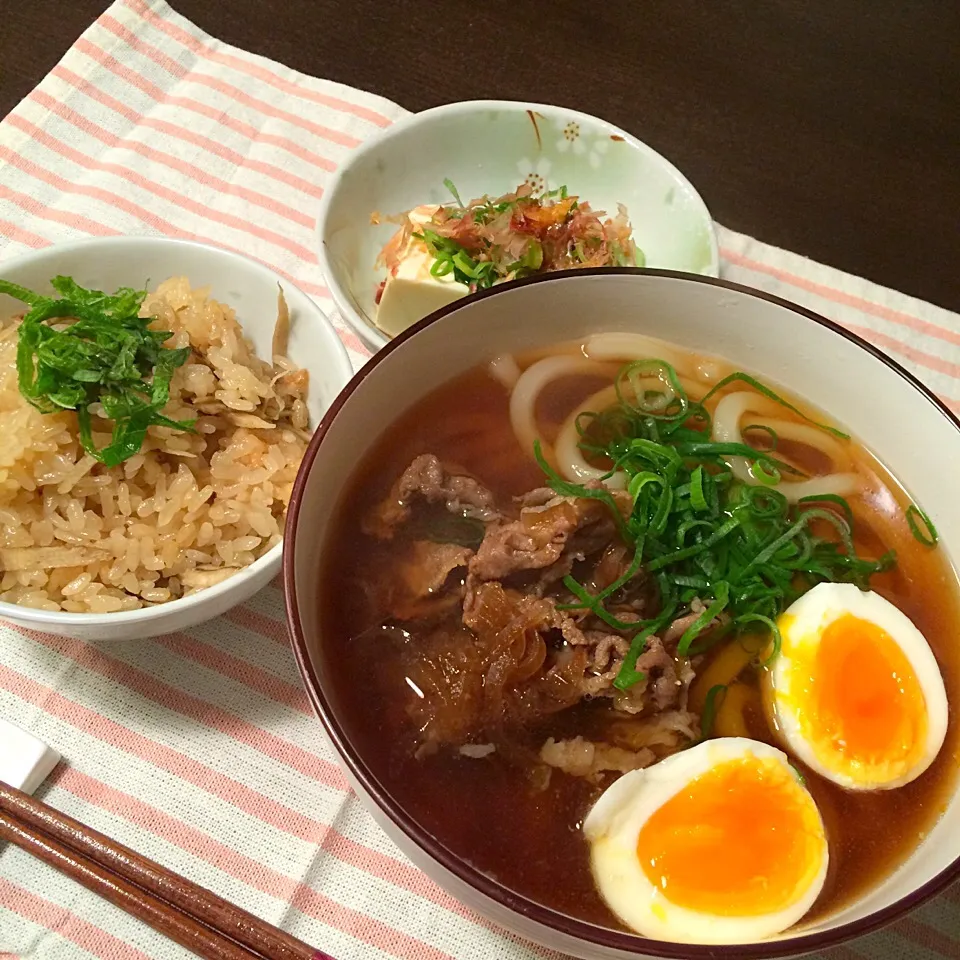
<box><xmin>1</xmin><ymin>2</ymin><xmax>958</xmax><ymax>959</ymax></box>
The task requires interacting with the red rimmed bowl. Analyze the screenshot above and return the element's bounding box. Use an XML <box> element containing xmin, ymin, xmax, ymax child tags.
<box><xmin>284</xmin><ymin>269</ymin><xmax>960</xmax><ymax>958</ymax></box>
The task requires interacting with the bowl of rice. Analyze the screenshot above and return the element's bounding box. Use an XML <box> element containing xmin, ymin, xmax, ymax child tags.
<box><xmin>0</xmin><ymin>236</ymin><xmax>352</xmax><ymax>641</ymax></box>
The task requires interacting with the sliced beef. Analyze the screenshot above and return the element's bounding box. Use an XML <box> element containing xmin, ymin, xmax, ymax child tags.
<box><xmin>365</xmin><ymin>454</ymin><xmax>499</xmax><ymax>539</ymax></box>
<box><xmin>368</xmin><ymin>459</ymin><xmax>705</xmax><ymax>767</ymax></box>
<box><xmin>661</xmin><ymin>600</ymin><xmax>726</xmax><ymax>647</ymax></box>
<box><xmin>378</xmin><ymin>540</ymin><xmax>472</xmax><ymax>622</ymax></box>
<box><xmin>406</xmin><ymin>581</ymin><xmax>591</xmax><ymax>748</ymax></box>
<box><xmin>463</xmin><ymin>577</ymin><xmax>587</xmax><ymax>647</ymax></box>
<box><xmin>576</xmin><ymin>631</ymin><xmax>696</xmax><ymax>718</ymax></box>
<box><xmin>469</xmin><ymin>493</ymin><xmax>611</xmax><ymax>581</ymax></box>
<box><xmin>515</xmin><ymin>487</ymin><xmax>557</xmax><ymax>508</ymax></box>
<box><xmin>584</xmin><ymin>544</ymin><xmax>630</xmax><ymax>594</ymax></box>
<box><xmin>636</xmin><ymin>636</ymin><xmax>682</xmax><ymax>712</ymax></box>
<box><xmin>609</xmin><ymin>710</ymin><xmax>700</xmax><ymax>749</ymax></box>
<box><xmin>540</xmin><ymin>736</ymin><xmax>655</xmax><ymax>781</ymax></box>
<box><xmin>591</xmin><ymin>632</ymin><xmax>632</xmax><ymax>673</ymax></box>
<box><xmin>400</xmin><ymin>541</ymin><xmax>472</xmax><ymax>599</ymax></box>
<box><xmin>520</xmin><ymin>550</ymin><xmax>577</xmax><ymax>599</ymax></box>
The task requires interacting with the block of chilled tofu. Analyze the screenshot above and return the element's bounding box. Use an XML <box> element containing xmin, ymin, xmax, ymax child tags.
<box><xmin>375</xmin><ymin>206</ymin><xmax>469</xmax><ymax>337</ymax></box>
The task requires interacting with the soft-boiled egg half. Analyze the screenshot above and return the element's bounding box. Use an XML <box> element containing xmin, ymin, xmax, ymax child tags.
<box><xmin>583</xmin><ymin>738</ymin><xmax>828</xmax><ymax>943</ymax></box>
<box><xmin>766</xmin><ymin>582</ymin><xmax>948</xmax><ymax>791</ymax></box>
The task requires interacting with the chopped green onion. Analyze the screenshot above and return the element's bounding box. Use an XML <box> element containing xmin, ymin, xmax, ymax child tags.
<box><xmin>443</xmin><ymin>178</ymin><xmax>465</xmax><ymax>208</ymax></box>
<box><xmin>522</xmin><ymin>240</ymin><xmax>543</xmax><ymax>271</ymax></box>
<box><xmin>534</xmin><ymin>357</ymin><xmax>897</xmax><ymax>690</ymax></box>
<box><xmin>752</xmin><ymin>459</ymin><xmax>781</xmax><ymax>486</ymax></box>
<box><xmin>677</xmin><ymin>583</ymin><xmax>730</xmax><ymax>656</ymax></box>
<box><xmin>614</xmin><ymin>624</ymin><xmax>661</xmax><ymax>691</ymax></box>
<box><xmin>734</xmin><ymin>613</ymin><xmax>781</xmax><ymax>666</ymax></box>
<box><xmin>905</xmin><ymin>504</ymin><xmax>938</xmax><ymax>547</ymax></box>
<box><xmin>797</xmin><ymin>493</ymin><xmax>854</xmax><ymax>527</ymax></box>
<box><xmin>700</xmin><ymin>685</ymin><xmax>727</xmax><ymax>738</ymax></box>
<box><xmin>700</xmin><ymin>372</ymin><xmax>849</xmax><ymax>439</ymax></box>
<box><xmin>646</xmin><ymin>514</ymin><xmax>744</xmax><ymax>572</ymax></box>
<box><xmin>561</xmin><ymin>575</ymin><xmax>643</xmax><ymax>631</ymax></box>
<box><xmin>410</xmin><ymin>179</ymin><xmax>639</xmax><ymax>288</ymax></box>
<box><xmin>689</xmin><ymin>465</ymin><xmax>708</xmax><ymax>511</ymax></box>
<box><xmin>672</xmin><ymin>440</ymin><xmax>804</xmax><ymax>477</ymax></box>
<box><xmin>742</xmin><ymin>423</ymin><xmax>779</xmax><ymax>449</ymax></box>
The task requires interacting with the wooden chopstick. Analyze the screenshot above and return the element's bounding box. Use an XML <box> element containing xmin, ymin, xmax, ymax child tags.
<box><xmin>0</xmin><ymin>807</ymin><xmax>260</xmax><ymax>960</ymax></box>
<box><xmin>0</xmin><ymin>781</ymin><xmax>333</xmax><ymax>960</ymax></box>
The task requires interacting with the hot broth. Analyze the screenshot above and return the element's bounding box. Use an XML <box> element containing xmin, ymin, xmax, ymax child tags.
<box><xmin>317</xmin><ymin>343</ymin><xmax>960</xmax><ymax>933</ymax></box>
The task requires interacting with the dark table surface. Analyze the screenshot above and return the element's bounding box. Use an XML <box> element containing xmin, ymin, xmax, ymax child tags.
<box><xmin>2</xmin><ymin>0</ymin><xmax>958</xmax><ymax>314</ymax></box>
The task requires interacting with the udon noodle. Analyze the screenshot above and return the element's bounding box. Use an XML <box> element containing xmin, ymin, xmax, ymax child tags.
<box><xmin>514</xmin><ymin>333</ymin><xmax>860</xmax><ymax>502</ymax></box>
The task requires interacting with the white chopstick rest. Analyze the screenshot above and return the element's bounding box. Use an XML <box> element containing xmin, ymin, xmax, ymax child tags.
<box><xmin>0</xmin><ymin>718</ymin><xmax>60</xmax><ymax>794</ymax></box>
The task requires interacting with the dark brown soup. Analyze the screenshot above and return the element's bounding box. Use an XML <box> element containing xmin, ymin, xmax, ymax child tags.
<box><xmin>317</xmin><ymin>351</ymin><xmax>960</xmax><ymax>933</ymax></box>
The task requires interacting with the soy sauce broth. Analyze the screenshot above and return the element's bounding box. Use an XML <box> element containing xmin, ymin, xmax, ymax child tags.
<box><xmin>317</xmin><ymin>349</ymin><xmax>960</xmax><ymax>932</ymax></box>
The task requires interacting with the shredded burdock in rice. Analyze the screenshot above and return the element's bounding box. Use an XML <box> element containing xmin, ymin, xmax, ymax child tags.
<box><xmin>0</xmin><ymin>277</ymin><xmax>310</xmax><ymax>613</ymax></box>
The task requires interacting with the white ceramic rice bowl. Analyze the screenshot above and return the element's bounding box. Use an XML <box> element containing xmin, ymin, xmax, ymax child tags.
<box><xmin>0</xmin><ymin>236</ymin><xmax>352</xmax><ymax>641</ymax></box>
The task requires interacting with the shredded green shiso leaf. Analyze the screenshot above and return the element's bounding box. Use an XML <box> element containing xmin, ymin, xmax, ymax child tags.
<box><xmin>0</xmin><ymin>276</ymin><xmax>194</xmax><ymax>468</ymax></box>
<box><xmin>535</xmin><ymin>359</ymin><xmax>928</xmax><ymax>690</ymax></box>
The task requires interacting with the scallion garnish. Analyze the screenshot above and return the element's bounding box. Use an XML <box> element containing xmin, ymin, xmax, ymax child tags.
<box><xmin>797</xmin><ymin>493</ymin><xmax>855</xmax><ymax>527</ymax></box>
<box><xmin>699</xmin><ymin>684</ymin><xmax>728</xmax><ymax>738</ymax></box>
<box><xmin>413</xmin><ymin>229</ymin><xmax>502</xmax><ymax>290</ymax></box>
<box><xmin>742</xmin><ymin>423</ymin><xmax>779</xmax><ymax>449</ymax></box>
<box><xmin>905</xmin><ymin>503</ymin><xmax>938</xmax><ymax>547</ymax></box>
<box><xmin>699</xmin><ymin>371</ymin><xmax>849</xmax><ymax>439</ymax></box>
<box><xmin>539</xmin><ymin>359</ymin><xmax>899</xmax><ymax>689</ymax></box>
<box><xmin>1</xmin><ymin>276</ymin><xmax>194</xmax><ymax>467</ymax></box>
<box><xmin>443</xmin><ymin>177</ymin><xmax>465</xmax><ymax>209</ymax></box>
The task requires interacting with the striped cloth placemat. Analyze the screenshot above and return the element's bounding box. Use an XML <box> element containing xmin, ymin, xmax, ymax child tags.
<box><xmin>0</xmin><ymin>2</ymin><xmax>958</xmax><ymax>959</ymax></box>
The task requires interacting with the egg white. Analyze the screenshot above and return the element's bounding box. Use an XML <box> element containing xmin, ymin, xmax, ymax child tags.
<box><xmin>767</xmin><ymin>582</ymin><xmax>948</xmax><ymax>790</ymax></box>
<box><xmin>583</xmin><ymin>738</ymin><xmax>828</xmax><ymax>944</ymax></box>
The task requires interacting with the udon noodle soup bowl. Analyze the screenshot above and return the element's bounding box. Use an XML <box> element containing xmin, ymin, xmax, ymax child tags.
<box><xmin>284</xmin><ymin>270</ymin><xmax>960</xmax><ymax>958</ymax></box>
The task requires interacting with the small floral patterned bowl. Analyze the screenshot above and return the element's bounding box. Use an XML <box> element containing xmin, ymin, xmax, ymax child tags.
<box><xmin>316</xmin><ymin>100</ymin><xmax>719</xmax><ymax>351</ymax></box>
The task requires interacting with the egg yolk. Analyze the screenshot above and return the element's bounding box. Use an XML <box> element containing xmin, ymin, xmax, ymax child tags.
<box><xmin>636</xmin><ymin>757</ymin><xmax>824</xmax><ymax>915</ymax></box>
<box><xmin>803</xmin><ymin>614</ymin><xmax>927</xmax><ymax>774</ymax></box>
